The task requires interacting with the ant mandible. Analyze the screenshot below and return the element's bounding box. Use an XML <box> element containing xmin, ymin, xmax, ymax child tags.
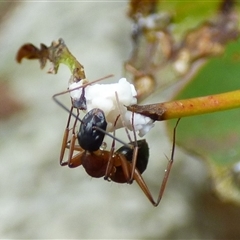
<box><xmin>52</xmin><ymin>81</ymin><xmax>180</xmax><ymax>207</ymax></box>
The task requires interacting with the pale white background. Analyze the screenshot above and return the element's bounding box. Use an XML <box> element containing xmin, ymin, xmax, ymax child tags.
<box><xmin>0</xmin><ymin>2</ymin><xmax>207</xmax><ymax>239</ymax></box>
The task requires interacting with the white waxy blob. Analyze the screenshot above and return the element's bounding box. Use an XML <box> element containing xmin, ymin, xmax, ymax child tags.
<box><xmin>68</xmin><ymin>78</ymin><xmax>154</xmax><ymax>136</ymax></box>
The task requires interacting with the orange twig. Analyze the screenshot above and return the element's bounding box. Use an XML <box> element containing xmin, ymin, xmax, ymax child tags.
<box><xmin>127</xmin><ymin>89</ymin><xmax>240</xmax><ymax>121</ymax></box>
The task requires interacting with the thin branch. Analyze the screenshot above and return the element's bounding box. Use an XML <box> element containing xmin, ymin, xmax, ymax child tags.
<box><xmin>127</xmin><ymin>89</ymin><xmax>240</xmax><ymax>121</ymax></box>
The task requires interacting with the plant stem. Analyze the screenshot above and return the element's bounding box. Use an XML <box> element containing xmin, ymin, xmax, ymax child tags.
<box><xmin>127</xmin><ymin>89</ymin><xmax>240</xmax><ymax>121</ymax></box>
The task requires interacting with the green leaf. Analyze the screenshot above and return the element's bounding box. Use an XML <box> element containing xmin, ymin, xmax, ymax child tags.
<box><xmin>168</xmin><ymin>40</ymin><xmax>240</xmax><ymax>204</ymax></box>
<box><xmin>158</xmin><ymin>1</ymin><xmax>220</xmax><ymax>40</ymax></box>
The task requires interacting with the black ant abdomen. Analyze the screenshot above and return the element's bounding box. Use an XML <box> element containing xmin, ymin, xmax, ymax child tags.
<box><xmin>78</xmin><ymin>108</ymin><xmax>107</xmax><ymax>152</ymax></box>
<box><xmin>110</xmin><ymin>139</ymin><xmax>149</xmax><ymax>184</ymax></box>
<box><xmin>116</xmin><ymin>139</ymin><xmax>149</xmax><ymax>174</ymax></box>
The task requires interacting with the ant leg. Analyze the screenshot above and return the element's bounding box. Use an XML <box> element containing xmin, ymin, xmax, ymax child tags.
<box><xmin>129</xmin><ymin>112</ymin><xmax>139</xmax><ymax>183</ymax></box>
<box><xmin>104</xmin><ymin>140</ymin><xmax>115</xmax><ymax>181</ymax></box>
<box><xmin>114</xmin><ymin>92</ymin><xmax>136</xmax><ymax>183</ymax></box>
<box><xmin>68</xmin><ymin>151</ymin><xmax>83</xmax><ymax>168</ymax></box>
<box><xmin>66</xmin><ymin>108</ymin><xmax>82</xmax><ymax>168</ymax></box>
<box><xmin>132</xmin><ymin>119</ymin><xmax>180</xmax><ymax>206</ymax></box>
<box><xmin>104</xmin><ymin>115</ymin><xmax>121</xmax><ymax>181</ymax></box>
<box><xmin>60</xmin><ymin>106</ymin><xmax>81</xmax><ymax>167</ymax></box>
<box><xmin>59</xmin><ymin>105</ymin><xmax>74</xmax><ymax>166</ymax></box>
<box><xmin>154</xmin><ymin>118</ymin><xmax>180</xmax><ymax>205</ymax></box>
<box><xmin>132</xmin><ymin>167</ymin><xmax>156</xmax><ymax>206</ymax></box>
<box><xmin>118</xmin><ymin>154</ymin><xmax>131</xmax><ymax>181</ymax></box>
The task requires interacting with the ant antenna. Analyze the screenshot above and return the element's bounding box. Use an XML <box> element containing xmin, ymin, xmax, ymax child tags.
<box><xmin>53</xmin><ymin>87</ymin><xmax>132</xmax><ymax>149</ymax></box>
<box><xmin>53</xmin><ymin>95</ymin><xmax>83</xmax><ymax>124</ymax></box>
<box><xmin>52</xmin><ymin>74</ymin><xmax>114</xmax><ymax>99</ymax></box>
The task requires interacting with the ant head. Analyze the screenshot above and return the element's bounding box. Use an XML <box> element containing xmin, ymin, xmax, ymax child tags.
<box><xmin>78</xmin><ymin>108</ymin><xmax>107</xmax><ymax>151</ymax></box>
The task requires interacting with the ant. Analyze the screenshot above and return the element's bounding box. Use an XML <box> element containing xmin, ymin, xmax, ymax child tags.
<box><xmin>52</xmin><ymin>80</ymin><xmax>180</xmax><ymax>207</ymax></box>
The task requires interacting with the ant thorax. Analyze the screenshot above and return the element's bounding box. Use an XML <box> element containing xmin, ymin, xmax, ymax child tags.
<box><xmin>68</xmin><ymin>77</ymin><xmax>155</xmax><ymax>137</ymax></box>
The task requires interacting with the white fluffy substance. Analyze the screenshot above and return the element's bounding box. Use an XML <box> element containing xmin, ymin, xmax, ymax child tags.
<box><xmin>69</xmin><ymin>78</ymin><xmax>154</xmax><ymax>137</ymax></box>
